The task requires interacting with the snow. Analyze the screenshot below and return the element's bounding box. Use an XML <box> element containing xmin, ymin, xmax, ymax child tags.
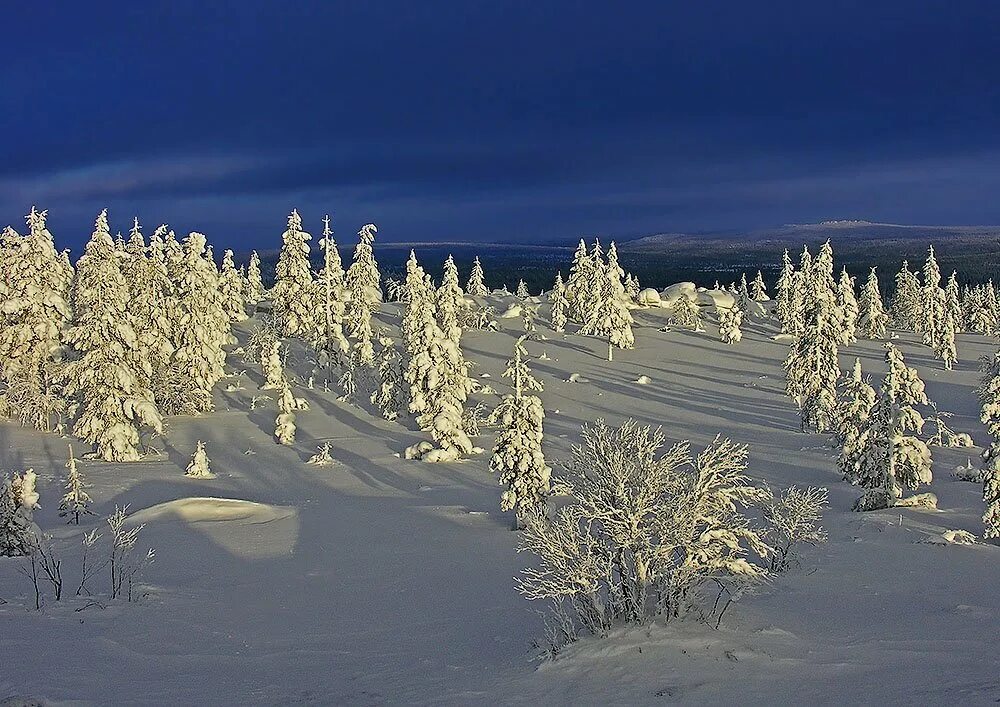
<box><xmin>2</xmin><ymin>291</ymin><xmax>1000</xmax><ymax>704</ymax></box>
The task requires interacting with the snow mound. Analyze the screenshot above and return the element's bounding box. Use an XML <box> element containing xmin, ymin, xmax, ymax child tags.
<box><xmin>567</xmin><ymin>372</ymin><xmax>589</xmax><ymax>383</ymax></box>
<box><xmin>772</xmin><ymin>333</ymin><xmax>796</xmax><ymax>343</ymax></box>
<box><xmin>128</xmin><ymin>497</ymin><xmax>299</xmax><ymax>559</ymax></box>
<box><xmin>659</xmin><ymin>282</ymin><xmax>697</xmax><ymax>308</ymax></box>
<box><xmin>700</xmin><ymin>288</ymin><xmax>736</xmax><ymax>310</ymax></box>
<box><xmin>635</xmin><ymin>375</ymin><xmax>652</xmax><ymax>385</ymax></box>
<box><xmin>921</xmin><ymin>529</ymin><xmax>977</xmax><ymax>545</ymax></box>
<box><xmin>498</xmin><ymin>304</ymin><xmax>522</xmax><ymax>319</ymax></box>
<box><xmin>637</xmin><ymin>288</ymin><xmax>661</xmax><ymax>306</ymax></box>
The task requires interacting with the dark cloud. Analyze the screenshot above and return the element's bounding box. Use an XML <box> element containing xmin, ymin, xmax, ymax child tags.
<box><xmin>3</xmin><ymin>1</ymin><xmax>999</xmax><ymax>249</ymax></box>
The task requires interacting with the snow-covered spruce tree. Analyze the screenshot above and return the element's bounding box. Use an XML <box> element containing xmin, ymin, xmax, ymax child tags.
<box><xmin>835</xmin><ymin>359</ymin><xmax>876</xmax><ymax>476</ymax></box>
<box><xmin>936</xmin><ymin>306</ymin><xmax>957</xmax><ymax>371</ymax></box>
<box><xmin>518</xmin><ymin>421</ymin><xmax>787</xmax><ymax>638</ymax></box>
<box><xmin>63</xmin><ymin>211</ymin><xmax>163</xmax><ymax>461</ymax></box>
<box><xmin>717</xmin><ymin>304</ymin><xmax>743</xmax><ymax>344</ymax></box>
<box><xmin>351</xmin><ymin>303</ymin><xmax>376</xmax><ymax>367</ymax></box>
<box><xmin>260</xmin><ymin>340</ymin><xmax>285</xmax><ymax>390</ymax></box>
<box><xmin>788</xmin><ymin>245</ymin><xmax>813</xmax><ymax>336</ymax></box>
<box><xmin>985</xmin><ymin>280</ymin><xmax>1000</xmax><ymax>333</ymax></box>
<box><xmin>272</xmin><ymin>209</ymin><xmax>315</xmax><ymax>338</ymax></box>
<box><xmin>890</xmin><ymin>260</ymin><xmax>922</xmax><ymax>331</ymax></box>
<box><xmin>580</xmin><ymin>242</ymin><xmax>634</xmax><ymax>361</ymax></box>
<box><xmin>965</xmin><ymin>284</ymin><xmax>994</xmax><ymax>335</ymax></box>
<box><xmin>312</xmin><ymin>216</ymin><xmax>350</xmax><ymax>366</ymax></box>
<box><xmin>784</xmin><ymin>293</ymin><xmax>841</xmax><ymax>433</ymax></box>
<box><xmin>984</xmin><ymin>465</ymin><xmax>1000</xmax><ymax>539</ymax></box>
<box><xmin>167</xmin><ymin>232</ymin><xmax>231</xmax><ymax>414</ymax></box>
<box><xmin>490</xmin><ymin>335</ymin><xmax>551</xmax><ymax>530</ymax></box>
<box><xmin>565</xmin><ymin>239</ymin><xmax>592</xmax><ymax>322</ymax></box>
<box><xmin>401</xmin><ymin>251</ymin><xmax>476</xmax><ymax>461</ymax></box>
<box><xmin>847</xmin><ymin>344</ymin><xmax>932</xmax><ymax>511</ymax></box>
<box><xmin>466</xmin><ymin>256</ymin><xmax>489</xmax><ymax>297</ymax></box>
<box><xmin>275</xmin><ymin>379</ymin><xmax>297</xmax><ymax>445</ymax></box>
<box><xmin>59</xmin><ymin>445</ymin><xmax>93</xmax><ymax>524</ymax></box>
<box><xmin>738</xmin><ymin>272</ymin><xmax>751</xmax><ymax>304</ymax></box>
<box><xmin>185</xmin><ymin>440</ymin><xmax>215</xmax><ymax>478</ymax></box>
<box><xmin>437</xmin><ymin>255</ymin><xmax>465</xmax><ymax>343</ymax></box>
<box><xmin>624</xmin><ymin>272</ymin><xmax>641</xmax><ymax>301</ymax></box>
<box><xmin>0</xmin><ymin>470</ymin><xmax>37</xmax><ymax>557</ymax></box>
<box><xmin>516</xmin><ymin>279</ymin><xmax>530</xmax><ymax>299</ymax></box>
<box><xmin>345</xmin><ymin>222</ymin><xmax>382</xmax><ymax>318</ymax></box>
<box><xmin>671</xmin><ymin>292</ymin><xmax>703</xmax><ymax>331</ymax></box>
<box><xmin>126</xmin><ymin>224</ymin><xmax>175</xmax><ymax>392</ymax></box>
<box><xmin>857</xmin><ymin>267</ymin><xmax>888</xmax><ymax>339</ymax></box>
<box><xmin>978</xmin><ymin>350</ymin><xmax>1000</xmax><ymax>477</ymax></box>
<box><xmin>246</xmin><ymin>250</ymin><xmax>266</xmax><ymax>306</ymax></box>
<box><xmin>751</xmin><ymin>270</ymin><xmax>768</xmax><ymax>302</ymax></box>
<box><xmin>774</xmin><ymin>249</ymin><xmax>796</xmax><ymax>333</ymax></box>
<box><xmin>945</xmin><ymin>271</ymin><xmax>962</xmax><ymax>334</ymax></box>
<box><xmin>219</xmin><ymin>249</ymin><xmax>248</xmax><ymax>322</ymax></box>
<box><xmin>0</xmin><ymin>208</ymin><xmax>73</xmax><ymax>430</ymax></box>
<box><xmin>549</xmin><ymin>271</ymin><xmax>568</xmax><ymax>333</ymax></box>
<box><xmin>836</xmin><ymin>268</ymin><xmax>858</xmax><ymax>345</ymax></box>
<box><xmin>370</xmin><ymin>332</ymin><xmax>407</xmax><ymax>421</ymax></box>
<box><xmin>921</xmin><ymin>245</ymin><xmax>946</xmax><ymax>351</ymax></box>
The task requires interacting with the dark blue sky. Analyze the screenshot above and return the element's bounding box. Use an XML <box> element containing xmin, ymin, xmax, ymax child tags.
<box><xmin>3</xmin><ymin>1</ymin><xmax>999</xmax><ymax>249</ymax></box>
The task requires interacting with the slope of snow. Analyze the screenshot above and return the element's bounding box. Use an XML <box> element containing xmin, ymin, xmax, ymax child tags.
<box><xmin>1</xmin><ymin>301</ymin><xmax>999</xmax><ymax>705</ymax></box>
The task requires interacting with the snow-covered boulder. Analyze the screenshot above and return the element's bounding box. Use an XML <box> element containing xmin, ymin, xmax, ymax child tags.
<box><xmin>660</xmin><ymin>282</ymin><xmax>698</xmax><ymax>309</ymax></box>
<box><xmin>699</xmin><ymin>288</ymin><xmax>735</xmax><ymax>310</ymax></box>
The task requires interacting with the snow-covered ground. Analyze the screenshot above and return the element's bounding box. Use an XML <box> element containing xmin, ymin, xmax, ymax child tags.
<box><xmin>2</xmin><ymin>301</ymin><xmax>999</xmax><ymax>705</ymax></box>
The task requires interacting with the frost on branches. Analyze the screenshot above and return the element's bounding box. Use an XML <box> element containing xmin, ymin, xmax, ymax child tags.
<box><xmin>1</xmin><ymin>469</ymin><xmax>39</xmax><ymax>557</ymax></box>
<box><xmin>836</xmin><ymin>268</ymin><xmax>858</xmax><ymax>345</ymax></box>
<box><xmin>670</xmin><ymin>292</ymin><xmax>703</xmax><ymax>331</ymax></box>
<box><xmin>63</xmin><ymin>211</ymin><xmax>163</xmax><ymax>461</ymax></box>
<box><xmin>751</xmin><ymin>270</ymin><xmax>768</xmax><ymax>302</ymax></box>
<box><xmin>346</xmin><ymin>223</ymin><xmax>382</xmax><ymax>315</ymax></box>
<box><xmin>437</xmin><ymin>255</ymin><xmax>466</xmax><ymax>344</ymax></box>
<box><xmin>784</xmin><ymin>296</ymin><xmax>841</xmax><ymax>434</ymax></box>
<box><xmin>370</xmin><ymin>333</ymin><xmax>407</xmax><ymax>421</ymax></box>
<box><xmin>517</xmin><ymin>420</ymin><xmax>825</xmax><ymax>652</ymax></box>
<box><xmin>857</xmin><ymin>267</ymin><xmax>888</xmax><ymax>340</ymax></box>
<box><xmin>579</xmin><ymin>242</ymin><xmax>633</xmax><ymax>361</ymax></box>
<box><xmin>890</xmin><ymin>260</ymin><xmax>922</xmax><ymax>331</ymax></box>
<box><xmin>275</xmin><ymin>380</ymin><xmax>297</xmax><ymax>445</ymax></box>
<box><xmin>490</xmin><ymin>335</ymin><xmax>550</xmax><ymax>529</ymax></box>
<box><xmin>717</xmin><ymin>304</ymin><xmax>742</xmax><ymax>344</ymax></box>
<box><xmin>835</xmin><ymin>358</ymin><xmax>876</xmax><ymax>450</ymax></box>
<box><xmin>845</xmin><ymin>344</ymin><xmax>933</xmax><ymax>511</ymax></box>
<box><xmin>272</xmin><ymin>209</ymin><xmax>316</xmax><ymax>338</ymax></box>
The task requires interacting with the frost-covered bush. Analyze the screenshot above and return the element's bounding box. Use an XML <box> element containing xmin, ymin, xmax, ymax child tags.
<box><xmin>717</xmin><ymin>304</ymin><xmax>742</xmax><ymax>344</ymax></box>
<box><xmin>275</xmin><ymin>380</ymin><xmax>297</xmax><ymax>445</ymax></box>
<box><xmin>762</xmin><ymin>486</ymin><xmax>828</xmax><ymax>572</ymax></box>
<box><xmin>517</xmin><ymin>421</ymin><xmax>822</xmax><ymax>654</ymax></box>
<box><xmin>1</xmin><ymin>470</ymin><xmax>38</xmax><ymax>557</ymax></box>
<box><xmin>185</xmin><ymin>440</ymin><xmax>215</xmax><ymax>479</ymax></box>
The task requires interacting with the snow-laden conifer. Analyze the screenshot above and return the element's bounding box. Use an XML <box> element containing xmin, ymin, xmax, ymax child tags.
<box><xmin>272</xmin><ymin>209</ymin><xmax>315</xmax><ymax>338</ymax></box>
<box><xmin>437</xmin><ymin>255</ymin><xmax>465</xmax><ymax>343</ymax></box>
<box><xmin>466</xmin><ymin>256</ymin><xmax>488</xmax><ymax>297</ymax></box>
<box><xmin>836</xmin><ymin>268</ymin><xmax>858</xmax><ymax>345</ymax></box>
<box><xmin>490</xmin><ymin>335</ymin><xmax>551</xmax><ymax>529</ymax></box>
<box><xmin>774</xmin><ymin>249</ymin><xmax>796</xmax><ymax>332</ymax></box>
<box><xmin>670</xmin><ymin>293</ymin><xmax>703</xmax><ymax>331</ymax></box>
<box><xmin>580</xmin><ymin>242</ymin><xmax>633</xmax><ymax>361</ymax></box>
<box><xmin>717</xmin><ymin>304</ymin><xmax>743</xmax><ymax>344</ymax></box>
<box><xmin>549</xmin><ymin>271</ymin><xmax>568</xmax><ymax>333</ymax></box>
<box><xmin>219</xmin><ymin>249</ymin><xmax>248</xmax><ymax>322</ymax></box>
<box><xmin>890</xmin><ymin>260</ymin><xmax>922</xmax><ymax>331</ymax></box>
<box><xmin>63</xmin><ymin>211</ymin><xmax>163</xmax><ymax>461</ymax></box>
<box><xmin>185</xmin><ymin>440</ymin><xmax>215</xmax><ymax>478</ymax></box>
<box><xmin>921</xmin><ymin>246</ymin><xmax>945</xmax><ymax>350</ymax></box>
<box><xmin>846</xmin><ymin>344</ymin><xmax>932</xmax><ymax>510</ymax></box>
<box><xmin>275</xmin><ymin>380</ymin><xmax>297</xmax><ymax>445</ymax></box>
<box><xmin>260</xmin><ymin>340</ymin><xmax>285</xmax><ymax>390</ymax></box>
<box><xmin>751</xmin><ymin>270</ymin><xmax>768</xmax><ymax>302</ymax></box>
<box><xmin>312</xmin><ymin>216</ymin><xmax>350</xmax><ymax>365</ymax></box>
<box><xmin>345</xmin><ymin>222</ymin><xmax>382</xmax><ymax>318</ymax></box>
<box><xmin>246</xmin><ymin>250</ymin><xmax>266</xmax><ymax>305</ymax></box>
<box><xmin>370</xmin><ymin>333</ymin><xmax>407</xmax><ymax>420</ymax></box>
<box><xmin>58</xmin><ymin>445</ymin><xmax>93</xmax><ymax>524</ymax></box>
<box><xmin>565</xmin><ymin>239</ymin><xmax>592</xmax><ymax>322</ymax></box>
<box><xmin>0</xmin><ymin>470</ymin><xmax>37</xmax><ymax>556</ymax></box>
<box><xmin>984</xmin><ymin>465</ymin><xmax>1000</xmax><ymax>539</ymax></box>
<box><xmin>516</xmin><ymin>279</ymin><xmax>530</xmax><ymax>299</ymax></box>
<box><xmin>784</xmin><ymin>287</ymin><xmax>841</xmax><ymax>433</ymax></box>
<box><xmin>944</xmin><ymin>271</ymin><xmax>962</xmax><ymax>333</ymax></box>
<box><xmin>836</xmin><ymin>358</ymin><xmax>876</xmax><ymax>467</ymax></box>
<box><xmin>169</xmin><ymin>232</ymin><xmax>231</xmax><ymax>414</ymax></box>
<box><xmin>857</xmin><ymin>267</ymin><xmax>888</xmax><ymax>339</ymax></box>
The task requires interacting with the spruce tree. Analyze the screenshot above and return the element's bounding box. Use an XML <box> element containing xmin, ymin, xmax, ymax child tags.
<box><xmin>313</xmin><ymin>216</ymin><xmax>350</xmax><ymax>365</ymax></box>
<box><xmin>185</xmin><ymin>440</ymin><xmax>215</xmax><ymax>478</ymax></box>
<box><xmin>63</xmin><ymin>210</ymin><xmax>163</xmax><ymax>461</ymax></box>
<box><xmin>784</xmin><ymin>289</ymin><xmax>841</xmax><ymax>433</ymax></box>
<box><xmin>275</xmin><ymin>380</ymin><xmax>297</xmax><ymax>445</ymax></box>
<box><xmin>580</xmin><ymin>242</ymin><xmax>633</xmax><ymax>361</ymax></box>
<box><xmin>370</xmin><ymin>333</ymin><xmax>407</xmax><ymax>421</ymax></box>
<box><xmin>515</xmin><ymin>279</ymin><xmax>530</xmax><ymax>299</ymax></box>
<box><xmin>717</xmin><ymin>304</ymin><xmax>743</xmax><ymax>344</ymax></box>
<box><xmin>890</xmin><ymin>260</ymin><xmax>922</xmax><ymax>331</ymax></box>
<box><xmin>345</xmin><ymin>223</ymin><xmax>382</xmax><ymax>320</ymax></box>
<box><xmin>246</xmin><ymin>250</ymin><xmax>266</xmax><ymax>305</ymax></box>
<box><xmin>58</xmin><ymin>445</ymin><xmax>93</xmax><ymax>524</ymax></box>
<box><xmin>272</xmin><ymin>209</ymin><xmax>315</xmax><ymax>338</ymax></box>
<box><xmin>219</xmin><ymin>249</ymin><xmax>248</xmax><ymax>322</ymax></box>
<box><xmin>774</xmin><ymin>249</ymin><xmax>796</xmax><ymax>332</ymax></box>
<box><xmin>671</xmin><ymin>293</ymin><xmax>702</xmax><ymax>331</ymax></box>
<box><xmin>549</xmin><ymin>271</ymin><xmax>568</xmax><ymax>333</ymax></box>
<box><xmin>944</xmin><ymin>271</ymin><xmax>962</xmax><ymax>333</ymax></box>
<box><xmin>836</xmin><ymin>358</ymin><xmax>876</xmax><ymax>453</ymax></box>
<box><xmin>857</xmin><ymin>267</ymin><xmax>888</xmax><ymax>339</ymax></box>
<box><xmin>751</xmin><ymin>270</ymin><xmax>768</xmax><ymax>302</ymax></box>
<box><xmin>836</xmin><ymin>267</ymin><xmax>858</xmax><ymax>345</ymax></box>
<box><xmin>437</xmin><ymin>255</ymin><xmax>465</xmax><ymax>343</ymax></box>
<box><xmin>565</xmin><ymin>239</ymin><xmax>592</xmax><ymax>322</ymax></box>
<box><xmin>466</xmin><ymin>256</ymin><xmax>488</xmax><ymax>297</ymax></box>
<box><xmin>984</xmin><ymin>466</ymin><xmax>1000</xmax><ymax>539</ymax></box>
<box><xmin>921</xmin><ymin>246</ymin><xmax>945</xmax><ymax>350</ymax></box>
<box><xmin>490</xmin><ymin>335</ymin><xmax>551</xmax><ymax>529</ymax></box>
